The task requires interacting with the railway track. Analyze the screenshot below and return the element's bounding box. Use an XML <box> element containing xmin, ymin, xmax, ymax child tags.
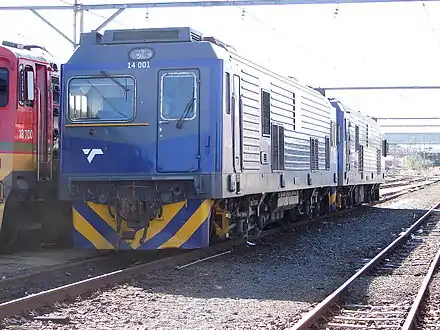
<box><xmin>380</xmin><ymin>177</ymin><xmax>440</xmax><ymax>199</ymax></box>
<box><xmin>291</xmin><ymin>201</ymin><xmax>440</xmax><ymax>330</ymax></box>
<box><xmin>381</xmin><ymin>176</ymin><xmax>428</xmax><ymax>189</ymax></box>
<box><xmin>0</xmin><ymin>179</ymin><xmax>438</xmax><ymax>322</ymax></box>
<box><xmin>417</xmin><ymin>273</ymin><xmax>440</xmax><ymax>329</ymax></box>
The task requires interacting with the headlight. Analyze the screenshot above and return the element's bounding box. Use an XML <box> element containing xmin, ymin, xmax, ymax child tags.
<box><xmin>129</xmin><ymin>48</ymin><xmax>154</xmax><ymax>60</ymax></box>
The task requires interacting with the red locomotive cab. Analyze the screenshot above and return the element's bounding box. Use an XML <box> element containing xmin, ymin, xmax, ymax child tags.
<box><xmin>0</xmin><ymin>41</ymin><xmax>64</xmax><ymax>250</ymax></box>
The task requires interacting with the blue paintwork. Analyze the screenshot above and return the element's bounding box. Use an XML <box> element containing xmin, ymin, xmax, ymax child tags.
<box><xmin>157</xmin><ymin>133</ymin><xmax>201</xmax><ymax>172</ymax></box>
<box><xmin>60</xmin><ymin>57</ymin><xmax>223</xmax><ymax>180</ymax></box>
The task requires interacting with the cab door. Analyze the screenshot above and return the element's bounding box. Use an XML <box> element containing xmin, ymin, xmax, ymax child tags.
<box><xmin>156</xmin><ymin>69</ymin><xmax>200</xmax><ymax>173</ymax></box>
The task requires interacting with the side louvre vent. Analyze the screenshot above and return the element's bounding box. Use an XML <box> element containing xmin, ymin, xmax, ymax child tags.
<box><xmin>271</xmin><ymin>124</ymin><xmax>279</xmax><ymax>170</ymax></box>
<box><xmin>377</xmin><ymin>149</ymin><xmax>382</xmax><ymax>173</ymax></box>
<box><xmin>355</xmin><ymin>125</ymin><xmax>360</xmax><ymax>151</ymax></box>
<box><xmin>271</xmin><ymin>124</ymin><xmax>285</xmax><ymax>171</ymax></box>
<box><xmin>279</xmin><ymin>126</ymin><xmax>285</xmax><ymax>170</ymax></box>
<box><xmin>292</xmin><ymin>92</ymin><xmax>296</xmax><ymax>130</ymax></box>
<box><xmin>261</xmin><ymin>90</ymin><xmax>271</xmax><ymax>136</ymax></box>
<box><xmin>366</xmin><ymin>124</ymin><xmax>369</xmax><ymax>147</ymax></box>
<box><xmin>325</xmin><ymin>136</ymin><xmax>330</xmax><ymax>170</ymax></box>
<box><xmin>310</xmin><ymin>138</ymin><xmax>319</xmax><ymax>171</ymax></box>
<box><xmin>191</xmin><ymin>32</ymin><xmax>202</xmax><ymax>42</ymax></box>
<box><xmin>359</xmin><ymin>145</ymin><xmax>364</xmax><ymax>172</ymax></box>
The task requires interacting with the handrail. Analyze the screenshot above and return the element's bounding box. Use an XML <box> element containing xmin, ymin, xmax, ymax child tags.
<box><xmin>49</xmin><ymin>89</ymin><xmax>53</xmax><ymax>180</ymax></box>
<box><xmin>35</xmin><ymin>87</ymin><xmax>42</xmax><ymax>182</ymax></box>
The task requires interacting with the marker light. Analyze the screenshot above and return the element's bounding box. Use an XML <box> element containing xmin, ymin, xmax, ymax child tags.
<box><xmin>129</xmin><ymin>48</ymin><xmax>154</xmax><ymax>60</ymax></box>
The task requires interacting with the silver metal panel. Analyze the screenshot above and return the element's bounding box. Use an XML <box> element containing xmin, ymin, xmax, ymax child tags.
<box><xmin>240</xmin><ymin>68</ymin><xmax>262</xmax><ymax>171</ymax></box>
<box><xmin>344</xmin><ymin>109</ymin><xmax>384</xmax><ymax>186</ymax></box>
<box><xmin>219</xmin><ymin>51</ymin><xmax>338</xmax><ymax>198</ymax></box>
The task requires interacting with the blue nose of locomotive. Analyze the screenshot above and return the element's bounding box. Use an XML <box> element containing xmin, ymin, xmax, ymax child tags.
<box><xmin>61</xmin><ymin>74</ymin><xmax>152</xmax><ymax>175</ymax></box>
<box><xmin>58</xmin><ymin>27</ymin><xmax>221</xmax><ymax>200</ymax></box>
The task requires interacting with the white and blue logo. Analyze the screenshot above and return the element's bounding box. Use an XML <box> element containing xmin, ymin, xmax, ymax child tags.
<box><xmin>82</xmin><ymin>148</ymin><xmax>103</xmax><ymax>163</ymax></box>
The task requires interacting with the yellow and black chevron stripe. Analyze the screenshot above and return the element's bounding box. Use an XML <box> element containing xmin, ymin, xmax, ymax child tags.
<box><xmin>73</xmin><ymin>199</ymin><xmax>214</xmax><ymax>250</ymax></box>
<box><xmin>329</xmin><ymin>187</ymin><xmax>337</xmax><ymax>212</ymax></box>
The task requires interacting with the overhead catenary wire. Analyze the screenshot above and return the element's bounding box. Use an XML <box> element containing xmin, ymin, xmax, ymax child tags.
<box><xmin>58</xmin><ymin>0</ymin><xmax>130</xmax><ymax>28</ymax></box>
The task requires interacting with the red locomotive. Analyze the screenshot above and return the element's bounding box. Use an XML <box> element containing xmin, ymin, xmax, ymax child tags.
<box><xmin>0</xmin><ymin>40</ymin><xmax>69</xmax><ymax>250</ymax></box>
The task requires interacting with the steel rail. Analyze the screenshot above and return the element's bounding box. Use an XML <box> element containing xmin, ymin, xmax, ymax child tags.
<box><xmin>401</xmin><ymin>231</ymin><xmax>440</xmax><ymax>330</ymax></box>
<box><xmin>292</xmin><ymin>200</ymin><xmax>440</xmax><ymax>330</ymax></box>
<box><xmin>0</xmin><ymin>179</ymin><xmax>435</xmax><ymax>320</ymax></box>
<box><xmin>0</xmin><ymin>204</ymin><xmax>360</xmax><ymax>319</ymax></box>
<box><xmin>0</xmin><ymin>244</ymin><xmax>237</xmax><ymax>319</ymax></box>
<box><xmin>0</xmin><ymin>206</ymin><xmax>367</xmax><ymax>319</ymax></box>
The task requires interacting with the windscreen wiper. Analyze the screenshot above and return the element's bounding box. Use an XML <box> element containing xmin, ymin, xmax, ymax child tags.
<box><xmin>176</xmin><ymin>95</ymin><xmax>196</xmax><ymax>129</ymax></box>
<box><xmin>100</xmin><ymin>70</ymin><xmax>129</xmax><ymax>95</ymax></box>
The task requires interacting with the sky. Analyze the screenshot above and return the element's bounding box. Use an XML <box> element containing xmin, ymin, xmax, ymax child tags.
<box><xmin>2</xmin><ymin>0</ymin><xmax>440</xmax><ymax>134</ymax></box>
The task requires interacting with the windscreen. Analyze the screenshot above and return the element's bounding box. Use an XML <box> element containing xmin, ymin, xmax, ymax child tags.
<box><xmin>68</xmin><ymin>76</ymin><xmax>135</xmax><ymax>121</ymax></box>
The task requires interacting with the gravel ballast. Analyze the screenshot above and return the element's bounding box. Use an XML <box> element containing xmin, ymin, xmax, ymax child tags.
<box><xmin>4</xmin><ymin>183</ymin><xmax>440</xmax><ymax>330</ymax></box>
<box><xmin>343</xmin><ymin>213</ymin><xmax>440</xmax><ymax>305</ymax></box>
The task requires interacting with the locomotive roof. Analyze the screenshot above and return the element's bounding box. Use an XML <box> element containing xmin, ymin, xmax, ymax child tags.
<box><xmin>0</xmin><ymin>44</ymin><xmax>54</xmax><ymax>64</ymax></box>
<box><xmin>329</xmin><ymin>97</ymin><xmax>378</xmax><ymax>122</ymax></box>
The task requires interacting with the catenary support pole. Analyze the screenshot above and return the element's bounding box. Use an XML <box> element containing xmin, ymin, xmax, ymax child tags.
<box><xmin>93</xmin><ymin>8</ymin><xmax>125</xmax><ymax>32</ymax></box>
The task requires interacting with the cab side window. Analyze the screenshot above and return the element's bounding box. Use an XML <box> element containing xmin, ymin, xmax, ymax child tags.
<box><xmin>0</xmin><ymin>68</ymin><xmax>9</xmax><ymax>107</ymax></box>
<box><xmin>160</xmin><ymin>71</ymin><xmax>197</xmax><ymax>121</ymax></box>
<box><xmin>18</xmin><ymin>65</ymin><xmax>35</xmax><ymax>107</ymax></box>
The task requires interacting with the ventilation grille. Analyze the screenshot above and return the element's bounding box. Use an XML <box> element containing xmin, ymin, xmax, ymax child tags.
<box><xmin>292</xmin><ymin>92</ymin><xmax>296</xmax><ymax>130</ymax></box>
<box><xmin>377</xmin><ymin>149</ymin><xmax>382</xmax><ymax>173</ymax></box>
<box><xmin>191</xmin><ymin>32</ymin><xmax>202</xmax><ymax>42</ymax></box>
<box><xmin>359</xmin><ymin>145</ymin><xmax>364</xmax><ymax>172</ymax></box>
<box><xmin>100</xmin><ymin>27</ymin><xmax>203</xmax><ymax>45</ymax></box>
<box><xmin>325</xmin><ymin>137</ymin><xmax>330</xmax><ymax>170</ymax></box>
<box><xmin>113</xmin><ymin>29</ymin><xmax>180</xmax><ymax>42</ymax></box>
<box><xmin>271</xmin><ymin>124</ymin><xmax>285</xmax><ymax>171</ymax></box>
<box><xmin>310</xmin><ymin>138</ymin><xmax>319</xmax><ymax>171</ymax></box>
<box><xmin>261</xmin><ymin>151</ymin><xmax>268</xmax><ymax>165</ymax></box>
<box><xmin>355</xmin><ymin>125</ymin><xmax>360</xmax><ymax>151</ymax></box>
<box><xmin>261</xmin><ymin>90</ymin><xmax>271</xmax><ymax>136</ymax></box>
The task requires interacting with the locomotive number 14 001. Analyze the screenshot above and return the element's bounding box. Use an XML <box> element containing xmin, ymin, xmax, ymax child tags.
<box><xmin>127</xmin><ymin>61</ymin><xmax>151</xmax><ymax>69</ymax></box>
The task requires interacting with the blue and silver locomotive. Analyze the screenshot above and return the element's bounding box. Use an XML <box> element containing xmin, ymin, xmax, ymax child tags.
<box><xmin>59</xmin><ymin>27</ymin><xmax>387</xmax><ymax>250</ymax></box>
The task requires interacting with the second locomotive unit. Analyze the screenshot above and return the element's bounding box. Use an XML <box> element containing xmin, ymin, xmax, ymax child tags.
<box><xmin>59</xmin><ymin>27</ymin><xmax>387</xmax><ymax>250</ymax></box>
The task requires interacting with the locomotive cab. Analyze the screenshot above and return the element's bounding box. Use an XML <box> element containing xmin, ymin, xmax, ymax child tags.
<box><xmin>60</xmin><ymin>28</ymin><xmax>221</xmax><ymax>249</ymax></box>
<box><xmin>0</xmin><ymin>41</ymin><xmax>69</xmax><ymax>250</ymax></box>
<box><xmin>60</xmin><ymin>28</ymin><xmax>218</xmax><ymax>180</ymax></box>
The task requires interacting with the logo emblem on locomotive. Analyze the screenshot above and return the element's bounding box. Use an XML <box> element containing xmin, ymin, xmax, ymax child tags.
<box><xmin>82</xmin><ymin>148</ymin><xmax>104</xmax><ymax>163</ymax></box>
